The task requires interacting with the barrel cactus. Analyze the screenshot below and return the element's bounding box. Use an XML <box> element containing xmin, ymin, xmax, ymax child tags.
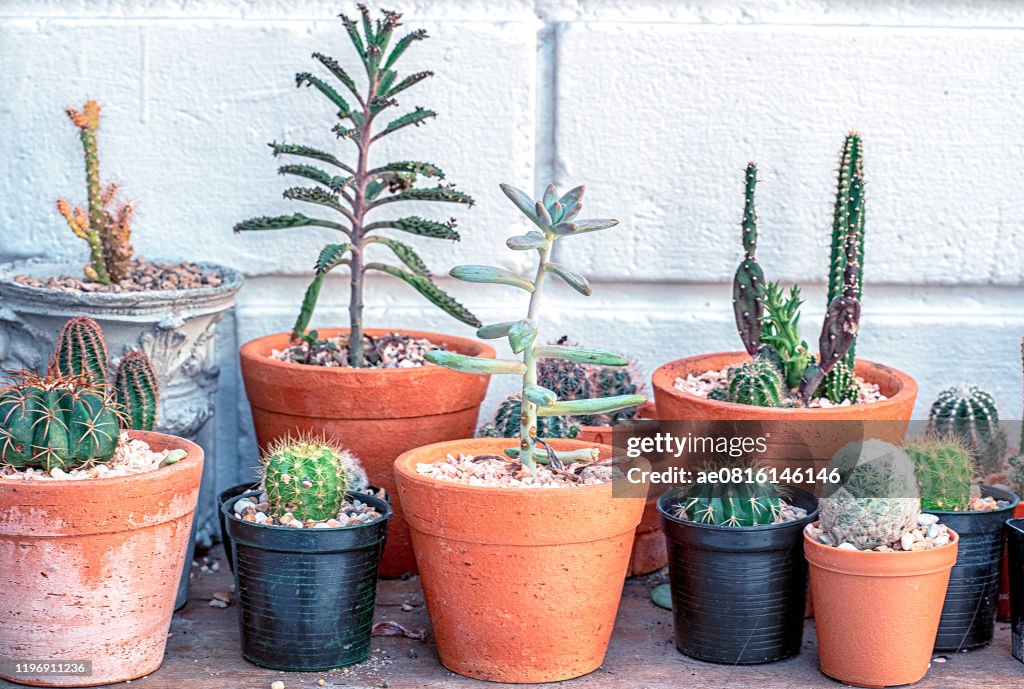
<box><xmin>904</xmin><ymin>436</ymin><xmax>974</xmax><ymax>512</ymax></box>
<box><xmin>927</xmin><ymin>385</ymin><xmax>1007</xmax><ymax>474</ymax></box>
<box><xmin>480</xmin><ymin>395</ymin><xmax>579</xmax><ymax>440</ymax></box>
<box><xmin>113</xmin><ymin>352</ymin><xmax>159</xmax><ymax>432</ymax></box>
<box><xmin>727</xmin><ymin>358</ymin><xmax>784</xmax><ymax>407</ymax></box>
<box><xmin>817</xmin><ymin>358</ymin><xmax>858</xmax><ymax>404</ymax></box>
<box><xmin>672</xmin><ymin>466</ymin><xmax>784</xmax><ymax>527</ymax></box>
<box><xmin>819</xmin><ymin>439</ymin><xmax>920</xmax><ymax>550</ymax></box>
<box><xmin>56</xmin><ymin>316</ymin><xmax>110</xmax><ymax>386</ymax></box>
<box><xmin>0</xmin><ymin>370</ymin><xmax>121</xmax><ymax>471</ymax></box>
<box><xmin>262</xmin><ymin>436</ymin><xmax>367</xmax><ymax>522</ymax></box>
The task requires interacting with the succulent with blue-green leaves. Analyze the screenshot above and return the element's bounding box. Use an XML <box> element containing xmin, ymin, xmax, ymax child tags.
<box><xmin>234</xmin><ymin>6</ymin><xmax>479</xmax><ymax>367</ymax></box>
<box><xmin>427</xmin><ymin>183</ymin><xmax>646</xmax><ymax>472</ymax></box>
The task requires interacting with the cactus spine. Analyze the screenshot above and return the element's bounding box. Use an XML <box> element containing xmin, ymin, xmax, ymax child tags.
<box><xmin>904</xmin><ymin>437</ymin><xmax>975</xmax><ymax>512</ymax></box>
<box><xmin>732</xmin><ymin>163</ymin><xmax>764</xmax><ymax>356</ymax></box>
<box><xmin>261</xmin><ymin>436</ymin><xmax>366</xmax><ymax>522</ymax></box>
<box><xmin>56</xmin><ymin>316</ymin><xmax>110</xmax><ymax>386</ymax></box>
<box><xmin>673</xmin><ymin>466</ymin><xmax>784</xmax><ymax>527</ymax></box>
<box><xmin>928</xmin><ymin>385</ymin><xmax>1007</xmax><ymax>474</ymax></box>
<box><xmin>727</xmin><ymin>358</ymin><xmax>784</xmax><ymax>407</ymax></box>
<box><xmin>113</xmin><ymin>352</ymin><xmax>159</xmax><ymax>432</ymax></box>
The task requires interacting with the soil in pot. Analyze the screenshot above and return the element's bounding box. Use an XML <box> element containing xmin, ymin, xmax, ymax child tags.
<box><xmin>926</xmin><ymin>485</ymin><xmax>1019</xmax><ymax>652</ymax></box>
<box><xmin>657</xmin><ymin>487</ymin><xmax>818</xmax><ymax>664</ymax></box>
<box><xmin>240</xmin><ymin>328</ymin><xmax>493</xmax><ymax>577</ymax></box>
<box><xmin>0</xmin><ymin>431</ymin><xmax>203</xmax><ymax>687</ymax></box>
<box><xmin>224</xmin><ymin>490</ymin><xmax>392</xmax><ymax>671</ymax></box>
<box><xmin>394</xmin><ymin>438</ymin><xmax>646</xmax><ymax>683</ymax></box>
<box><xmin>1006</xmin><ymin>518</ymin><xmax>1024</xmax><ymax>663</ymax></box>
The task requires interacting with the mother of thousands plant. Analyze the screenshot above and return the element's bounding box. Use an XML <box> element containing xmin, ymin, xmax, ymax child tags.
<box><xmin>235</xmin><ymin>5</ymin><xmax>479</xmax><ymax>367</ymax></box>
<box><xmin>427</xmin><ymin>183</ymin><xmax>647</xmax><ymax>473</ymax></box>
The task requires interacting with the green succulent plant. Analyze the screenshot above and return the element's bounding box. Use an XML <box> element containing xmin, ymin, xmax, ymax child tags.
<box><xmin>672</xmin><ymin>463</ymin><xmax>784</xmax><ymax>527</ymax></box>
<box><xmin>904</xmin><ymin>436</ymin><xmax>975</xmax><ymax>512</ymax></box>
<box><xmin>927</xmin><ymin>384</ymin><xmax>1007</xmax><ymax>475</ymax></box>
<box><xmin>479</xmin><ymin>395</ymin><xmax>580</xmax><ymax>440</ymax></box>
<box><xmin>235</xmin><ymin>5</ymin><xmax>479</xmax><ymax>367</ymax></box>
<box><xmin>727</xmin><ymin>358</ymin><xmax>784</xmax><ymax>407</ymax></box>
<box><xmin>427</xmin><ymin>183</ymin><xmax>647</xmax><ymax>472</ymax></box>
<box><xmin>261</xmin><ymin>435</ymin><xmax>367</xmax><ymax>522</ymax></box>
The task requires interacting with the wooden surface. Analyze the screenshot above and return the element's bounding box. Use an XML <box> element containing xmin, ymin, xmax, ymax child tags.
<box><xmin>3</xmin><ymin>545</ymin><xmax>1023</xmax><ymax>689</ymax></box>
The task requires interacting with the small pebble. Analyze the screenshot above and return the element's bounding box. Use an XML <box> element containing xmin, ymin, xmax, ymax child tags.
<box><xmin>900</xmin><ymin>533</ymin><xmax>916</xmax><ymax>551</ymax></box>
<box><xmin>317</xmin><ymin>680</ymin><xmax>326</xmax><ymax>687</ymax></box>
<box><xmin>927</xmin><ymin>524</ymin><xmax>940</xmax><ymax>539</ymax></box>
<box><xmin>918</xmin><ymin>514</ymin><xmax>940</xmax><ymax>526</ymax></box>
<box><xmin>209</xmin><ymin>599</ymin><xmax>228</xmax><ymax>609</ymax></box>
<box><xmin>401</xmin><ymin>603</ymin><xmax>414</xmax><ymax>612</ymax></box>
<box><xmin>271</xmin><ymin>682</ymin><xmax>285</xmax><ymax>689</ymax></box>
<box><xmin>234</xmin><ymin>499</ymin><xmax>256</xmax><ymax>514</ymax></box>
<box><xmin>254</xmin><ymin>512</ymin><xmax>268</xmax><ymax>524</ymax></box>
<box><xmin>837</xmin><ymin>542</ymin><xmax>857</xmax><ymax>550</ymax></box>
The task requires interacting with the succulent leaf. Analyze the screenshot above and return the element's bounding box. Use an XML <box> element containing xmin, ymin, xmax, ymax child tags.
<box><xmin>450</xmin><ymin>265</ymin><xmax>535</xmax><ymax>292</ymax></box>
<box><xmin>477</xmin><ymin>321</ymin><xmax>514</xmax><ymax>339</ymax></box>
<box><xmin>372</xmin><ymin>237</ymin><xmax>431</xmax><ymax>276</ymax></box>
<box><xmin>507</xmin><ymin>318</ymin><xmax>537</xmax><ymax>354</ymax></box>
<box><xmin>315</xmin><ymin>243</ymin><xmax>354</xmax><ymax>273</ymax></box>
<box><xmin>424</xmin><ymin>350</ymin><xmax>525</xmax><ymax>375</ymax></box>
<box><xmin>524</xmin><ymin>384</ymin><xmax>557</xmax><ymax>406</ymax></box>
<box><xmin>537</xmin><ymin>395</ymin><xmax>646</xmax><ymax>417</ymax></box>
<box><xmin>506</xmin><ymin>231</ymin><xmax>548</xmax><ymax>251</ymax></box>
<box><xmin>545</xmin><ymin>263</ymin><xmax>591</xmax><ymax>296</ymax></box>
<box><xmin>533</xmin><ymin>344</ymin><xmax>628</xmax><ymax>366</ymax></box>
<box><xmin>367</xmin><ymin>263</ymin><xmax>480</xmax><ymax>327</ymax></box>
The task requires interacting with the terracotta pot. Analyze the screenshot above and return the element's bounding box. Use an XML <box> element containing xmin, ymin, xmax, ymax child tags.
<box><xmin>575</xmin><ymin>402</ymin><xmax>665</xmax><ymax>576</ymax></box>
<box><xmin>394</xmin><ymin>438</ymin><xmax>645</xmax><ymax>683</ymax></box>
<box><xmin>240</xmin><ymin>328</ymin><xmax>493</xmax><ymax>577</ymax></box>
<box><xmin>805</xmin><ymin>526</ymin><xmax>958</xmax><ymax>688</ymax></box>
<box><xmin>652</xmin><ymin>352</ymin><xmax>918</xmax><ymax>477</ymax></box>
<box><xmin>998</xmin><ymin>502</ymin><xmax>1024</xmax><ymax>621</ymax></box>
<box><xmin>0</xmin><ymin>431</ymin><xmax>203</xmax><ymax>687</ymax></box>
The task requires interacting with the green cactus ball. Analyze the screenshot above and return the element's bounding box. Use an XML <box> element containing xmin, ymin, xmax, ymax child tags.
<box><xmin>261</xmin><ymin>435</ymin><xmax>368</xmax><ymax>522</ymax></box>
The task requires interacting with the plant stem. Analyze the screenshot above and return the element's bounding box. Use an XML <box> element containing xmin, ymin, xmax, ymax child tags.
<box><xmin>346</xmin><ymin>78</ymin><xmax>378</xmax><ymax>367</ymax></box>
<box><xmin>520</xmin><ymin>237</ymin><xmax>553</xmax><ymax>472</ymax></box>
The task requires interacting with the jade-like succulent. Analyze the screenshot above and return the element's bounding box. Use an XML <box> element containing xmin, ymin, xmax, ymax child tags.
<box><xmin>727</xmin><ymin>358</ymin><xmax>784</xmax><ymax>407</ymax></box>
<box><xmin>672</xmin><ymin>463</ymin><xmax>784</xmax><ymax>527</ymax></box>
<box><xmin>904</xmin><ymin>436</ymin><xmax>975</xmax><ymax>511</ymax></box>
<box><xmin>927</xmin><ymin>385</ymin><xmax>1007</xmax><ymax>474</ymax></box>
<box><xmin>261</xmin><ymin>435</ymin><xmax>367</xmax><ymax>522</ymax></box>
<box><xmin>426</xmin><ymin>183</ymin><xmax>646</xmax><ymax>472</ymax></box>
<box><xmin>56</xmin><ymin>100</ymin><xmax>135</xmax><ymax>285</ymax></box>
<box><xmin>235</xmin><ymin>6</ymin><xmax>479</xmax><ymax>367</ymax></box>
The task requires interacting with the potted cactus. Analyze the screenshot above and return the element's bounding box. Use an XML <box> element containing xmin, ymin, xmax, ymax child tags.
<box><xmin>235</xmin><ymin>6</ymin><xmax>492</xmax><ymax>576</ymax></box>
<box><xmin>0</xmin><ymin>100</ymin><xmax>243</xmax><ymax>549</ymax></box>
<box><xmin>223</xmin><ymin>436</ymin><xmax>390</xmax><ymax>671</ymax></box>
<box><xmin>651</xmin><ymin>135</ymin><xmax>917</xmax><ymax>469</ymax></box>
<box><xmin>0</xmin><ymin>333</ymin><xmax>202</xmax><ymax>686</ymax></box>
<box><xmin>655</xmin><ymin>465</ymin><xmax>817</xmax><ymax>664</ymax></box>
<box><xmin>393</xmin><ymin>181</ymin><xmax>647</xmax><ymax>683</ymax></box>
<box><xmin>805</xmin><ymin>440</ymin><xmax>958</xmax><ymax>688</ymax></box>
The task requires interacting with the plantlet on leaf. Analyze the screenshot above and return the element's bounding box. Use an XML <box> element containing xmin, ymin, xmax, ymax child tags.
<box><xmin>234</xmin><ymin>6</ymin><xmax>479</xmax><ymax>367</ymax></box>
<box><xmin>261</xmin><ymin>434</ymin><xmax>368</xmax><ymax>522</ymax></box>
<box><xmin>427</xmin><ymin>183</ymin><xmax>646</xmax><ymax>473</ymax></box>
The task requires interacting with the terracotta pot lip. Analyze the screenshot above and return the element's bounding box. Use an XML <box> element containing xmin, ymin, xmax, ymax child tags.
<box><xmin>394</xmin><ymin>437</ymin><xmax>614</xmax><ymax>496</ymax></box>
<box><xmin>240</xmin><ymin>328</ymin><xmax>496</xmax><ymax>375</ymax></box>
<box><xmin>0</xmin><ymin>430</ymin><xmax>202</xmax><ymax>489</ymax></box>
<box><xmin>652</xmin><ymin>351</ymin><xmax>918</xmax><ymax>417</ymax></box>
<box><xmin>803</xmin><ymin>522</ymin><xmax>959</xmax><ymax>564</ymax></box>
<box><xmin>656</xmin><ymin>487</ymin><xmax>819</xmax><ymax>533</ymax></box>
<box><xmin>223</xmin><ymin>490</ymin><xmax>393</xmax><ymax>532</ymax></box>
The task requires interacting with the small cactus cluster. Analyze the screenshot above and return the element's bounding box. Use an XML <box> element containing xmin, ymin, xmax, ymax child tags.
<box><xmin>57</xmin><ymin>100</ymin><xmax>136</xmax><ymax>285</ymax></box>
<box><xmin>819</xmin><ymin>440</ymin><xmax>920</xmax><ymax>550</ymax></box>
<box><xmin>904</xmin><ymin>436</ymin><xmax>975</xmax><ymax>511</ymax></box>
<box><xmin>726</xmin><ymin>357</ymin><xmax>785</xmax><ymax>407</ymax></box>
<box><xmin>55</xmin><ymin>317</ymin><xmax>160</xmax><ymax>431</ymax></box>
<box><xmin>671</xmin><ymin>464</ymin><xmax>784</xmax><ymax>527</ymax></box>
<box><xmin>927</xmin><ymin>384</ymin><xmax>1007</xmax><ymax>474</ymax></box>
<box><xmin>261</xmin><ymin>435</ymin><xmax>368</xmax><ymax>522</ymax></box>
<box><xmin>729</xmin><ymin>133</ymin><xmax>864</xmax><ymax>406</ymax></box>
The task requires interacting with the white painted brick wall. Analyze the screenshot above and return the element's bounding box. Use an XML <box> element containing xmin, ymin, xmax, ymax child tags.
<box><xmin>3</xmin><ymin>0</ymin><xmax>1024</xmax><ymax>496</ymax></box>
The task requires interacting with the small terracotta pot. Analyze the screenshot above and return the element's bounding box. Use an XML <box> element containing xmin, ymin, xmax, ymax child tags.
<box><xmin>240</xmin><ymin>328</ymin><xmax>494</xmax><ymax>577</ymax></box>
<box><xmin>998</xmin><ymin>502</ymin><xmax>1024</xmax><ymax>621</ymax></box>
<box><xmin>805</xmin><ymin>526</ymin><xmax>958</xmax><ymax>688</ymax></box>
<box><xmin>0</xmin><ymin>431</ymin><xmax>203</xmax><ymax>687</ymax></box>
<box><xmin>394</xmin><ymin>438</ymin><xmax>645</xmax><ymax>683</ymax></box>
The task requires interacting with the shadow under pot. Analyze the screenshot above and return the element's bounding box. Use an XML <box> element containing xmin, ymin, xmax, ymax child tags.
<box><xmin>1006</xmin><ymin>518</ymin><xmax>1024</xmax><ymax>663</ymax></box>
<box><xmin>223</xmin><ymin>490</ymin><xmax>392</xmax><ymax>671</ymax></box>
<box><xmin>925</xmin><ymin>485</ymin><xmax>1019</xmax><ymax>652</ymax></box>
<box><xmin>657</xmin><ymin>487</ymin><xmax>818</xmax><ymax>664</ymax></box>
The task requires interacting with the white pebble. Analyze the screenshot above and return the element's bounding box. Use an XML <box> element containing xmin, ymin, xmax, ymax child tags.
<box><xmin>901</xmin><ymin>533</ymin><xmax>916</xmax><ymax>551</ymax></box>
<box><xmin>918</xmin><ymin>514</ymin><xmax>940</xmax><ymax>526</ymax></box>
<box><xmin>233</xmin><ymin>499</ymin><xmax>256</xmax><ymax>514</ymax></box>
<box><xmin>286</xmin><ymin>520</ymin><xmax>303</xmax><ymax>529</ymax></box>
<box><xmin>933</xmin><ymin>533</ymin><xmax>951</xmax><ymax>546</ymax></box>
<box><xmin>837</xmin><ymin>542</ymin><xmax>857</xmax><ymax>550</ymax></box>
<box><xmin>254</xmin><ymin>512</ymin><xmax>268</xmax><ymax>524</ymax></box>
<box><xmin>927</xmin><ymin>524</ymin><xmax>940</xmax><ymax>539</ymax></box>
<box><xmin>313</xmin><ymin>522</ymin><xmax>332</xmax><ymax>529</ymax></box>
<box><xmin>271</xmin><ymin>682</ymin><xmax>285</xmax><ymax>689</ymax></box>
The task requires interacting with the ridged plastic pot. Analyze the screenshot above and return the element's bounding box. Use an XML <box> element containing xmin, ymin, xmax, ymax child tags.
<box><xmin>0</xmin><ymin>431</ymin><xmax>203</xmax><ymax>687</ymax></box>
<box><xmin>925</xmin><ymin>485</ymin><xmax>1018</xmax><ymax>651</ymax></box>
<box><xmin>240</xmin><ymin>328</ymin><xmax>493</xmax><ymax>577</ymax></box>
<box><xmin>217</xmin><ymin>482</ymin><xmax>258</xmax><ymax>574</ymax></box>
<box><xmin>1007</xmin><ymin>518</ymin><xmax>1024</xmax><ymax>663</ymax></box>
<box><xmin>805</xmin><ymin>526</ymin><xmax>958</xmax><ymax>688</ymax></box>
<box><xmin>998</xmin><ymin>502</ymin><xmax>1024</xmax><ymax>621</ymax></box>
<box><xmin>224</xmin><ymin>490</ymin><xmax>392</xmax><ymax>671</ymax></box>
<box><xmin>657</xmin><ymin>488</ymin><xmax>818</xmax><ymax>664</ymax></box>
<box><xmin>394</xmin><ymin>438</ymin><xmax>645</xmax><ymax>683</ymax></box>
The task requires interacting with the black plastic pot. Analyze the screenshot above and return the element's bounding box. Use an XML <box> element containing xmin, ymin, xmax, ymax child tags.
<box><xmin>926</xmin><ymin>485</ymin><xmax>1019</xmax><ymax>652</ymax></box>
<box><xmin>224</xmin><ymin>490</ymin><xmax>392</xmax><ymax>671</ymax></box>
<box><xmin>1006</xmin><ymin>518</ymin><xmax>1024</xmax><ymax>663</ymax></box>
<box><xmin>657</xmin><ymin>487</ymin><xmax>818</xmax><ymax>664</ymax></box>
<box><xmin>217</xmin><ymin>482</ymin><xmax>259</xmax><ymax>574</ymax></box>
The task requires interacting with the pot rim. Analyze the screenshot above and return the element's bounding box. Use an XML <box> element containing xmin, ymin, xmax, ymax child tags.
<box><xmin>803</xmin><ymin>521</ymin><xmax>959</xmax><ymax>570</ymax></box>
<box><xmin>652</xmin><ymin>351</ymin><xmax>918</xmax><ymax>417</ymax></box>
<box><xmin>239</xmin><ymin>327</ymin><xmax>496</xmax><ymax>376</ymax></box>
<box><xmin>924</xmin><ymin>484</ymin><xmax>1020</xmax><ymax>517</ymax></box>
<box><xmin>656</xmin><ymin>485</ymin><xmax>819</xmax><ymax>533</ymax></box>
<box><xmin>1007</xmin><ymin>518</ymin><xmax>1024</xmax><ymax>534</ymax></box>
<box><xmin>224</xmin><ymin>489</ymin><xmax>393</xmax><ymax>532</ymax></box>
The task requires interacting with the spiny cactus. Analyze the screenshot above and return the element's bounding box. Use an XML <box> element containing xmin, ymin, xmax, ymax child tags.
<box><xmin>56</xmin><ymin>100</ymin><xmax>135</xmax><ymax>285</ymax></box>
<box><xmin>672</xmin><ymin>464</ymin><xmax>784</xmax><ymax>527</ymax></box>
<box><xmin>113</xmin><ymin>352</ymin><xmax>159</xmax><ymax>432</ymax></box>
<box><xmin>759</xmin><ymin>281</ymin><xmax>810</xmax><ymax>389</ymax></box>
<box><xmin>426</xmin><ymin>182</ymin><xmax>646</xmax><ymax>472</ymax></box>
<box><xmin>819</xmin><ymin>439</ymin><xmax>920</xmax><ymax>550</ymax></box>
<box><xmin>588</xmin><ymin>361</ymin><xmax>646</xmax><ymax>425</ymax></box>
<box><xmin>817</xmin><ymin>358</ymin><xmax>859</xmax><ymax>404</ymax></box>
<box><xmin>904</xmin><ymin>436</ymin><xmax>975</xmax><ymax>512</ymax></box>
<box><xmin>261</xmin><ymin>435</ymin><xmax>367</xmax><ymax>521</ymax></box>
<box><xmin>538</xmin><ymin>339</ymin><xmax>594</xmax><ymax>401</ymax></box>
<box><xmin>479</xmin><ymin>395</ymin><xmax>579</xmax><ymax>440</ymax></box>
<box><xmin>1009</xmin><ymin>338</ymin><xmax>1024</xmax><ymax>494</ymax></box>
<box><xmin>0</xmin><ymin>370</ymin><xmax>122</xmax><ymax>471</ymax></box>
<box><xmin>732</xmin><ymin>162</ymin><xmax>764</xmax><ymax>356</ymax></box>
<box><xmin>234</xmin><ymin>6</ymin><xmax>479</xmax><ymax>367</ymax></box>
<box><xmin>928</xmin><ymin>385</ymin><xmax>1007</xmax><ymax>474</ymax></box>
<box><xmin>727</xmin><ymin>358</ymin><xmax>784</xmax><ymax>407</ymax></box>
<box><xmin>56</xmin><ymin>316</ymin><xmax>110</xmax><ymax>386</ymax></box>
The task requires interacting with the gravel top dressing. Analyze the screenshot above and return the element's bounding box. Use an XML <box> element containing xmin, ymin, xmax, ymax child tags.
<box><xmin>271</xmin><ymin>332</ymin><xmax>439</xmax><ymax>368</ymax></box>
<box><xmin>417</xmin><ymin>452</ymin><xmax>616</xmax><ymax>488</ymax></box>
<box><xmin>675</xmin><ymin>366</ymin><xmax>887</xmax><ymax>408</ymax></box>
<box><xmin>0</xmin><ymin>432</ymin><xmax>179</xmax><ymax>480</ymax></box>
<box><xmin>233</xmin><ymin>490</ymin><xmax>385</xmax><ymax>529</ymax></box>
<box><xmin>15</xmin><ymin>259</ymin><xmax>223</xmax><ymax>292</ymax></box>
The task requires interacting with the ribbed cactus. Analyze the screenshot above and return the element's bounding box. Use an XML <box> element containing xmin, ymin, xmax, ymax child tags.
<box><xmin>261</xmin><ymin>436</ymin><xmax>366</xmax><ymax>521</ymax></box>
<box><xmin>1009</xmin><ymin>338</ymin><xmax>1024</xmax><ymax>494</ymax></box>
<box><xmin>480</xmin><ymin>395</ymin><xmax>579</xmax><ymax>440</ymax></box>
<box><xmin>113</xmin><ymin>352</ymin><xmax>159</xmax><ymax>432</ymax></box>
<box><xmin>537</xmin><ymin>340</ymin><xmax>594</xmax><ymax>401</ymax></box>
<box><xmin>732</xmin><ymin>163</ymin><xmax>764</xmax><ymax>356</ymax></box>
<box><xmin>727</xmin><ymin>358</ymin><xmax>784</xmax><ymax>407</ymax></box>
<box><xmin>818</xmin><ymin>359</ymin><xmax>859</xmax><ymax>404</ymax></box>
<box><xmin>904</xmin><ymin>437</ymin><xmax>974</xmax><ymax>512</ymax></box>
<box><xmin>928</xmin><ymin>385</ymin><xmax>1007</xmax><ymax>474</ymax></box>
<box><xmin>0</xmin><ymin>370</ymin><xmax>121</xmax><ymax>471</ymax></box>
<box><xmin>56</xmin><ymin>316</ymin><xmax>110</xmax><ymax>386</ymax></box>
<box><xmin>56</xmin><ymin>100</ymin><xmax>135</xmax><ymax>285</ymax></box>
<box><xmin>820</xmin><ymin>440</ymin><xmax>920</xmax><ymax>550</ymax></box>
<box><xmin>673</xmin><ymin>466</ymin><xmax>784</xmax><ymax>527</ymax></box>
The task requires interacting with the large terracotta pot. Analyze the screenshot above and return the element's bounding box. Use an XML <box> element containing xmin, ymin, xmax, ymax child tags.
<box><xmin>240</xmin><ymin>328</ymin><xmax>493</xmax><ymax>577</ymax></box>
<box><xmin>805</xmin><ymin>527</ymin><xmax>958</xmax><ymax>688</ymax></box>
<box><xmin>394</xmin><ymin>438</ymin><xmax>645</xmax><ymax>683</ymax></box>
<box><xmin>0</xmin><ymin>431</ymin><xmax>203</xmax><ymax>687</ymax></box>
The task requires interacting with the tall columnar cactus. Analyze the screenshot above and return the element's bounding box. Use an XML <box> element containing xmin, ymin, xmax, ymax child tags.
<box><xmin>234</xmin><ymin>6</ymin><xmax>479</xmax><ymax>367</ymax></box>
<box><xmin>727</xmin><ymin>358</ymin><xmax>784</xmax><ymax>407</ymax></box>
<box><xmin>928</xmin><ymin>385</ymin><xmax>1008</xmax><ymax>474</ymax></box>
<box><xmin>732</xmin><ymin>163</ymin><xmax>764</xmax><ymax>356</ymax></box>
<box><xmin>0</xmin><ymin>370</ymin><xmax>122</xmax><ymax>471</ymax></box>
<box><xmin>113</xmin><ymin>352</ymin><xmax>160</xmax><ymax>432</ymax></box>
<box><xmin>56</xmin><ymin>100</ymin><xmax>135</xmax><ymax>285</ymax></box>
<box><xmin>479</xmin><ymin>395</ymin><xmax>579</xmax><ymax>440</ymax></box>
<box><xmin>904</xmin><ymin>437</ymin><xmax>975</xmax><ymax>512</ymax></box>
<box><xmin>427</xmin><ymin>183</ymin><xmax>646</xmax><ymax>472</ymax></box>
<box><xmin>1010</xmin><ymin>338</ymin><xmax>1024</xmax><ymax>493</ymax></box>
<box><xmin>672</xmin><ymin>464</ymin><xmax>784</xmax><ymax>526</ymax></box>
<box><xmin>261</xmin><ymin>435</ymin><xmax>367</xmax><ymax>521</ymax></box>
<box><xmin>56</xmin><ymin>316</ymin><xmax>110</xmax><ymax>386</ymax></box>
<box><xmin>819</xmin><ymin>440</ymin><xmax>920</xmax><ymax>549</ymax></box>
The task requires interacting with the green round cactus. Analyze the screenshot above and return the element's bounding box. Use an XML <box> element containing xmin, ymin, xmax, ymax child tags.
<box><xmin>904</xmin><ymin>436</ymin><xmax>975</xmax><ymax>511</ymax></box>
<box><xmin>55</xmin><ymin>316</ymin><xmax>110</xmax><ymax>386</ymax></box>
<box><xmin>537</xmin><ymin>340</ymin><xmax>594</xmax><ymax>402</ymax></box>
<box><xmin>113</xmin><ymin>351</ymin><xmax>159</xmax><ymax>431</ymax></box>
<box><xmin>261</xmin><ymin>436</ymin><xmax>366</xmax><ymax>522</ymax></box>
<box><xmin>673</xmin><ymin>467</ymin><xmax>783</xmax><ymax>527</ymax></box>
<box><xmin>480</xmin><ymin>395</ymin><xmax>579</xmax><ymax>439</ymax></box>
<box><xmin>0</xmin><ymin>371</ymin><xmax>121</xmax><ymax>471</ymax></box>
<box><xmin>928</xmin><ymin>385</ymin><xmax>1007</xmax><ymax>474</ymax></box>
<box><xmin>819</xmin><ymin>359</ymin><xmax>858</xmax><ymax>404</ymax></box>
<box><xmin>727</xmin><ymin>358</ymin><xmax>784</xmax><ymax>407</ymax></box>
